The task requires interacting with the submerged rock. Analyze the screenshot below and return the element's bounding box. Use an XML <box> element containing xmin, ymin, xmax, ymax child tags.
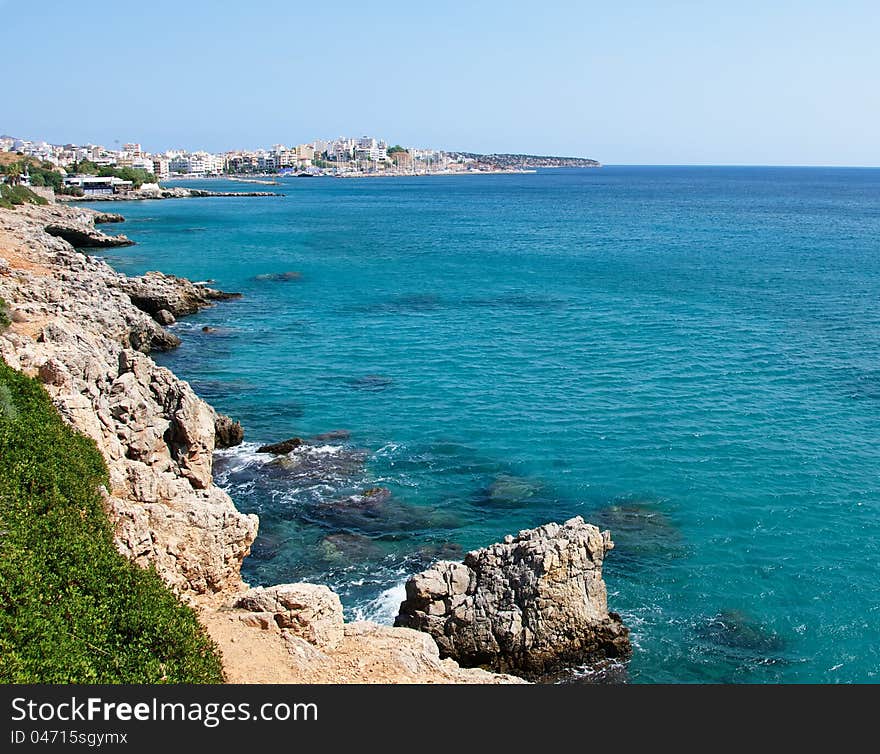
<box><xmin>253</xmin><ymin>271</ymin><xmax>302</xmax><ymax>282</ymax></box>
<box><xmin>696</xmin><ymin>610</ymin><xmax>786</xmax><ymax>654</ymax></box>
<box><xmin>689</xmin><ymin>610</ymin><xmax>790</xmax><ymax>681</ymax></box>
<box><xmin>305</xmin><ymin>487</ymin><xmax>460</xmax><ymax>535</ymax></box>
<box><xmin>592</xmin><ymin>501</ymin><xmax>684</xmax><ymax>569</ymax></box>
<box><xmin>258</xmin><ymin>437</ymin><xmax>304</xmax><ymax>454</ymax></box>
<box><xmin>311</xmin><ymin>429</ymin><xmax>351</xmax><ymax>443</ymax></box>
<box><xmin>265</xmin><ymin>442</ymin><xmax>368</xmax><ymax>484</ymax></box>
<box><xmin>395</xmin><ymin>516</ymin><xmax>631</xmax><ymax>678</ymax></box>
<box><xmin>348</xmin><ymin>374</ymin><xmax>394</xmax><ymax>391</ymax></box>
<box><xmin>318</xmin><ymin>532</ymin><xmax>384</xmax><ymax>564</ymax></box>
<box><xmin>475</xmin><ymin>473</ymin><xmax>542</xmax><ymax>508</ymax></box>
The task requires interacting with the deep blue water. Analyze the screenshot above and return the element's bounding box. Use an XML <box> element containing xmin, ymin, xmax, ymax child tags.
<box><xmin>88</xmin><ymin>167</ymin><xmax>880</xmax><ymax>683</ymax></box>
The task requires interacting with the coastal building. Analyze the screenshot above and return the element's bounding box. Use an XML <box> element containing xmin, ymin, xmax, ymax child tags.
<box><xmin>272</xmin><ymin>147</ymin><xmax>298</xmax><ymax>168</ymax></box>
<box><xmin>63</xmin><ymin>175</ymin><xmax>133</xmax><ymax>195</ymax></box>
<box><xmin>225</xmin><ymin>152</ymin><xmax>260</xmax><ymax>173</ymax></box>
<box><xmin>168</xmin><ymin>154</ymin><xmax>189</xmax><ymax>174</ymax></box>
<box><xmin>152</xmin><ymin>157</ymin><xmax>170</xmax><ymax>180</ymax></box>
<box><xmin>296</xmin><ymin>143</ymin><xmax>315</xmax><ymax>162</ymax></box>
<box><xmin>329</xmin><ymin>137</ymin><xmax>355</xmax><ymax>162</ymax></box>
<box><xmin>355</xmin><ymin>137</ymin><xmax>388</xmax><ymax>162</ymax></box>
<box><xmin>169</xmin><ymin>151</ymin><xmax>224</xmax><ymax>176</ymax></box>
<box><xmin>256</xmin><ymin>151</ymin><xmax>276</xmax><ymax>172</ymax></box>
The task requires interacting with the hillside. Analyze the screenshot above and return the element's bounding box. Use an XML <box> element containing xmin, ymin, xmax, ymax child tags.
<box><xmin>450</xmin><ymin>151</ymin><xmax>601</xmax><ymax>168</ymax></box>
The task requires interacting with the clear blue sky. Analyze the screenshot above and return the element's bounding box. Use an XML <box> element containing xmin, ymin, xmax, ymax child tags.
<box><xmin>3</xmin><ymin>0</ymin><xmax>878</xmax><ymax>165</ymax></box>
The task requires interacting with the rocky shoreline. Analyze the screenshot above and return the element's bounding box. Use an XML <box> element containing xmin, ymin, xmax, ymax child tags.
<box><xmin>0</xmin><ymin>202</ymin><xmax>629</xmax><ymax>683</ymax></box>
<box><xmin>56</xmin><ymin>187</ymin><xmax>282</xmax><ymax>202</ymax></box>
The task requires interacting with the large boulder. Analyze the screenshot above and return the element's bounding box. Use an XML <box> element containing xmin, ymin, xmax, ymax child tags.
<box><xmin>235</xmin><ymin>583</ymin><xmax>345</xmax><ymax>649</ymax></box>
<box><xmin>395</xmin><ymin>516</ymin><xmax>631</xmax><ymax>678</ymax></box>
<box><xmin>257</xmin><ymin>436</ymin><xmax>303</xmax><ymax>454</ymax></box>
<box><xmin>215</xmin><ymin>412</ymin><xmax>244</xmax><ymax>448</ymax></box>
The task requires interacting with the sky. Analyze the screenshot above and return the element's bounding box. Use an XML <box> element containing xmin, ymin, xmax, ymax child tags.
<box><xmin>3</xmin><ymin>0</ymin><xmax>878</xmax><ymax>165</ymax></box>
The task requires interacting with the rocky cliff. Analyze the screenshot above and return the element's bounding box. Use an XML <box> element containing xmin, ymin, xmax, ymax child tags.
<box><xmin>0</xmin><ymin>203</ymin><xmax>257</xmax><ymax>594</ymax></box>
<box><xmin>0</xmin><ymin>203</ymin><xmax>524</xmax><ymax>684</ymax></box>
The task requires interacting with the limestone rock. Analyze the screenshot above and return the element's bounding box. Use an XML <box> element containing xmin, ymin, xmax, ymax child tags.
<box><xmin>38</xmin><ymin>358</ymin><xmax>70</xmax><ymax>387</ymax></box>
<box><xmin>257</xmin><ymin>437</ymin><xmax>303</xmax><ymax>454</ymax></box>
<box><xmin>235</xmin><ymin>583</ymin><xmax>345</xmax><ymax>649</ymax></box>
<box><xmin>238</xmin><ymin>612</ymin><xmax>278</xmax><ymax>631</ymax></box>
<box><xmin>115</xmin><ymin>270</ymin><xmax>241</xmax><ymax>318</ymax></box>
<box><xmin>154</xmin><ymin>308</ymin><xmax>176</xmax><ymax>326</ymax></box>
<box><xmin>0</xmin><ymin>203</ymin><xmax>257</xmax><ymax>595</ymax></box>
<box><xmin>44</xmin><ymin>224</ymin><xmax>134</xmax><ymax>248</ymax></box>
<box><xmin>215</xmin><ymin>412</ymin><xmax>244</xmax><ymax>448</ymax></box>
<box><xmin>395</xmin><ymin>516</ymin><xmax>631</xmax><ymax>677</ymax></box>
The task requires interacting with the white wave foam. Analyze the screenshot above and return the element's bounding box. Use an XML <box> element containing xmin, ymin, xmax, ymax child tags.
<box><xmin>303</xmin><ymin>444</ymin><xmax>344</xmax><ymax>456</ymax></box>
<box><xmin>213</xmin><ymin>441</ymin><xmax>266</xmax><ymax>466</ymax></box>
<box><xmin>351</xmin><ymin>581</ymin><xmax>407</xmax><ymax>625</ymax></box>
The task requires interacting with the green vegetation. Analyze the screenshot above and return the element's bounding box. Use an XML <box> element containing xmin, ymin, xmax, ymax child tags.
<box><xmin>0</xmin><ymin>184</ymin><xmax>49</xmax><ymax>209</ymax></box>
<box><xmin>70</xmin><ymin>159</ymin><xmax>99</xmax><ymax>175</ymax></box>
<box><xmin>69</xmin><ymin>160</ymin><xmax>157</xmax><ymax>188</ymax></box>
<box><xmin>2</xmin><ymin>163</ymin><xmax>22</xmax><ymax>186</ymax></box>
<box><xmin>0</xmin><ymin>158</ymin><xmax>75</xmax><ymax>195</ymax></box>
<box><xmin>0</xmin><ymin>361</ymin><xmax>225</xmax><ymax>683</ymax></box>
<box><xmin>27</xmin><ymin>161</ymin><xmax>65</xmax><ymax>192</ymax></box>
<box><xmin>387</xmin><ymin>144</ymin><xmax>407</xmax><ymax>154</ymax></box>
<box><xmin>0</xmin><ymin>297</ymin><xmax>9</xmax><ymax>330</ymax></box>
<box><xmin>97</xmin><ymin>166</ymin><xmax>156</xmax><ymax>188</ymax></box>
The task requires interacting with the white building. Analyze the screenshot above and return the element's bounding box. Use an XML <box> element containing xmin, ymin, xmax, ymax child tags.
<box><xmin>169</xmin><ymin>151</ymin><xmax>224</xmax><ymax>175</ymax></box>
<box><xmin>152</xmin><ymin>156</ymin><xmax>170</xmax><ymax>180</ymax></box>
<box><xmin>355</xmin><ymin>136</ymin><xmax>388</xmax><ymax>162</ymax></box>
<box><xmin>64</xmin><ymin>175</ymin><xmax>133</xmax><ymax>195</ymax></box>
<box><xmin>256</xmin><ymin>151</ymin><xmax>276</xmax><ymax>171</ymax></box>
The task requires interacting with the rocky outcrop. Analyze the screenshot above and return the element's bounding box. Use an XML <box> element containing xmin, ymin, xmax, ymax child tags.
<box><xmin>395</xmin><ymin>516</ymin><xmax>631</xmax><ymax>678</ymax></box>
<box><xmin>257</xmin><ymin>436</ymin><xmax>303</xmax><ymax>454</ymax></box>
<box><xmin>205</xmin><ymin>603</ymin><xmax>526</xmax><ymax>684</ymax></box>
<box><xmin>92</xmin><ymin>212</ymin><xmax>126</xmax><ymax>224</ymax></box>
<box><xmin>36</xmin><ymin>204</ymin><xmax>134</xmax><ymax>249</ymax></box>
<box><xmin>219</xmin><ymin>583</ymin><xmax>526</xmax><ymax>684</ymax></box>
<box><xmin>56</xmin><ymin>188</ymin><xmax>282</xmax><ymax>202</ymax></box>
<box><xmin>235</xmin><ymin>583</ymin><xmax>345</xmax><ymax>649</ymax></box>
<box><xmin>114</xmin><ymin>271</ymin><xmax>241</xmax><ymax>321</ymax></box>
<box><xmin>215</xmin><ymin>412</ymin><xmax>244</xmax><ymax>448</ymax></box>
<box><xmin>0</xmin><ymin>203</ymin><xmax>257</xmax><ymax>595</ymax></box>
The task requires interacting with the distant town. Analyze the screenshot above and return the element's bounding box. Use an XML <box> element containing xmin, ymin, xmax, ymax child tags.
<box><xmin>0</xmin><ymin>132</ymin><xmax>600</xmax><ymax>197</ymax></box>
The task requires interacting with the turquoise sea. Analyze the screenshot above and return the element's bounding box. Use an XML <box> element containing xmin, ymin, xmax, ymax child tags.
<box><xmin>91</xmin><ymin>167</ymin><xmax>880</xmax><ymax>683</ymax></box>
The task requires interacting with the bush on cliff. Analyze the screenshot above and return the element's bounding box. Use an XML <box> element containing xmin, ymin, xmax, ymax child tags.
<box><xmin>0</xmin><ymin>184</ymin><xmax>49</xmax><ymax>209</ymax></box>
<box><xmin>0</xmin><ymin>361</ymin><xmax>225</xmax><ymax>683</ymax></box>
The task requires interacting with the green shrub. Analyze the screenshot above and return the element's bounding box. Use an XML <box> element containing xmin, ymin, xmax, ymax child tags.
<box><xmin>0</xmin><ymin>184</ymin><xmax>48</xmax><ymax>208</ymax></box>
<box><xmin>0</xmin><ymin>361</ymin><xmax>225</xmax><ymax>683</ymax></box>
<box><xmin>0</xmin><ymin>297</ymin><xmax>9</xmax><ymax>330</ymax></box>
